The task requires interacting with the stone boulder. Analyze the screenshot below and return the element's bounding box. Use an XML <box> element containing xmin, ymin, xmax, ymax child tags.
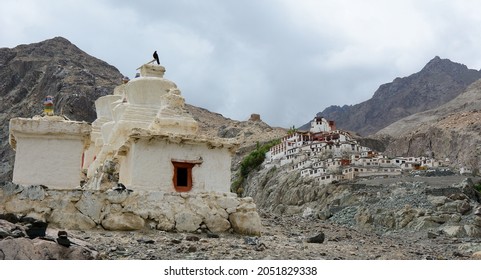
<box><xmin>101</xmin><ymin>213</ymin><xmax>145</xmax><ymax>231</ymax></box>
<box><xmin>0</xmin><ymin>216</ymin><xmax>98</xmax><ymax>260</ymax></box>
<box><xmin>75</xmin><ymin>191</ymin><xmax>105</xmax><ymax>223</ymax></box>
<box><xmin>306</xmin><ymin>232</ymin><xmax>325</xmax><ymax>243</ymax></box>
<box><xmin>49</xmin><ymin>210</ymin><xmax>96</xmax><ymax>230</ymax></box>
<box><xmin>472</xmin><ymin>251</ymin><xmax>481</xmax><ymax>260</ymax></box>
<box><xmin>229</xmin><ymin>211</ymin><xmax>262</xmax><ymax>236</ymax></box>
<box><xmin>174</xmin><ymin>211</ymin><xmax>202</xmax><ymax>232</ymax></box>
<box><xmin>0</xmin><ymin>219</ymin><xmax>27</xmax><ymax>238</ymax></box>
<box><xmin>227</xmin><ymin>197</ymin><xmax>263</xmax><ymax>236</ymax></box>
<box><xmin>0</xmin><ymin>237</ymin><xmax>98</xmax><ymax>260</ymax></box>
<box><xmin>205</xmin><ymin>214</ymin><xmax>231</xmax><ymax>233</ymax></box>
<box><xmin>441</xmin><ymin>225</ymin><xmax>466</xmax><ymax>237</ymax></box>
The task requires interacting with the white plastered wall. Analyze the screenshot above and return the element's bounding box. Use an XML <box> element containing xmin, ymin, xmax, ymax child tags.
<box><xmin>120</xmin><ymin>139</ymin><xmax>232</xmax><ymax>193</ymax></box>
<box><xmin>13</xmin><ymin>136</ymin><xmax>85</xmax><ymax>189</ymax></box>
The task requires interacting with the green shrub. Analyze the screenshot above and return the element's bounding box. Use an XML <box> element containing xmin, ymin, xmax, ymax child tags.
<box><xmin>231</xmin><ymin>139</ymin><xmax>280</xmax><ymax>196</ymax></box>
<box><xmin>474</xmin><ymin>183</ymin><xmax>481</xmax><ymax>193</ymax></box>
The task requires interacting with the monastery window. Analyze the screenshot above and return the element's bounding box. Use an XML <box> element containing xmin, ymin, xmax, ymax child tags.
<box><xmin>172</xmin><ymin>161</ymin><xmax>196</xmax><ymax>192</ymax></box>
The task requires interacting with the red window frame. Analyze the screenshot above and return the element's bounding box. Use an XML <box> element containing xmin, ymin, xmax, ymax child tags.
<box><xmin>172</xmin><ymin>161</ymin><xmax>195</xmax><ymax>192</ymax></box>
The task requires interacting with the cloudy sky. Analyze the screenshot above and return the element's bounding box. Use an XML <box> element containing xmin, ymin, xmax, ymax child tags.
<box><xmin>2</xmin><ymin>0</ymin><xmax>481</xmax><ymax>128</ymax></box>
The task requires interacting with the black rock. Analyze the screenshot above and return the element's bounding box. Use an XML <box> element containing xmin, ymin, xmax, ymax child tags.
<box><xmin>56</xmin><ymin>237</ymin><xmax>71</xmax><ymax>247</ymax></box>
<box><xmin>306</xmin><ymin>232</ymin><xmax>325</xmax><ymax>244</ymax></box>
<box><xmin>255</xmin><ymin>243</ymin><xmax>268</xmax><ymax>251</ymax></box>
<box><xmin>56</xmin><ymin>231</ymin><xmax>71</xmax><ymax>247</ymax></box>
<box><xmin>19</xmin><ymin>217</ymin><xmax>48</xmax><ymax>239</ymax></box>
<box><xmin>244</xmin><ymin>237</ymin><xmax>259</xmax><ymax>245</ymax></box>
<box><xmin>186</xmin><ymin>235</ymin><xmax>200</xmax><ymax>242</ymax></box>
<box><xmin>427</xmin><ymin>231</ymin><xmax>439</xmax><ymax>239</ymax></box>
<box><xmin>453</xmin><ymin>252</ymin><xmax>465</xmax><ymax>257</ymax></box>
<box><xmin>207</xmin><ymin>232</ymin><xmax>220</xmax><ymax>238</ymax></box>
<box><xmin>137</xmin><ymin>238</ymin><xmax>155</xmax><ymax>244</ymax></box>
<box><xmin>0</xmin><ymin>213</ymin><xmax>20</xmax><ymax>224</ymax></box>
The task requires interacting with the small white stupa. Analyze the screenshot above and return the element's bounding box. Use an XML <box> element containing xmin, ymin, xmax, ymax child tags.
<box><xmin>83</xmin><ymin>62</ymin><xmax>238</xmax><ymax>192</ymax></box>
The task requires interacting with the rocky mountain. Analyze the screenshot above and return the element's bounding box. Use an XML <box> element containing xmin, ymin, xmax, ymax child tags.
<box><xmin>377</xmin><ymin>77</ymin><xmax>481</xmax><ymax>170</ymax></box>
<box><xmin>0</xmin><ymin>37</ymin><xmax>286</xmax><ymax>183</ymax></box>
<box><xmin>0</xmin><ymin>37</ymin><xmax>124</xmax><ymax>182</ymax></box>
<box><xmin>308</xmin><ymin>56</ymin><xmax>481</xmax><ymax>136</ymax></box>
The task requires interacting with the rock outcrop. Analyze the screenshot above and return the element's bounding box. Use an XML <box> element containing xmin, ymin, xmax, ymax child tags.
<box><xmin>0</xmin><ymin>216</ymin><xmax>98</xmax><ymax>260</ymax></box>
<box><xmin>244</xmin><ymin>163</ymin><xmax>481</xmax><ymax>238</ymax></box>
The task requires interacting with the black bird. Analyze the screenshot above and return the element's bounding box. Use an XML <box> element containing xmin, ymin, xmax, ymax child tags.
<box><xmin>153</xmin><ymin>51</ymin><xmax>160</xmax><ymax>65</ymax></box>
<box><xmin>113</xmin><ymin>182</ymin><xmax>126</xmax><ymax>192</ymax></box>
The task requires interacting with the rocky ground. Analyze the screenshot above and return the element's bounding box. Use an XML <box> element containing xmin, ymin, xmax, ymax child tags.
<box><xmin>2</xmin><ymin>174</ymin><xmax>481</xmax><ymax>260</ymax></box>
<box><xmin>18</xmin><ymin>211</ymin><xmax>477</xmax><ymax>260</ymax></box>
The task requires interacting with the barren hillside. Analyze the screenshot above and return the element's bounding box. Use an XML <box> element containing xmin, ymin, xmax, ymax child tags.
<box><xmin>377</xmin><ymin>78</ymin><xmax>481</xmax><ymax>169</ymax></box>
<box><xmin>309</xmin><ymin>56</ymin><xmax>481</xmax><ymax>136</ymax></box>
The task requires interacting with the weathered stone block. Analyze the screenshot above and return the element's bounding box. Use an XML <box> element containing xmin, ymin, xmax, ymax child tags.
<box><xmin>437</xmin><ymin>201</ymin><xmax>459</xmax><ymax>213</ymax></box>
<box><xmin>411</xmin><ymin>217</ymin><xmax>440</xmax><ymax>231</ymax></box>
<box><xmin>237</xmin><ymin>202</ymin><xmax>257</xmax><ymax>212</ymax></box>
<box><xmin>213</xmin><ymin>207</ymin><xmax>229</xmax><ymax>219</ymax></box>
<box><xmin>2</xmin><ymin>183</ymin><xmax>23</xmax><ymax>196</ymax></box>
<box><xmin>75</xmin><ymin>191</ymin><xmax>104</xmax><ymax>223</ymax></box>
<box><xmin>229</xmin><ymin>211</ymin><xmax>262</xmax><ymax>236</ymax></box>
<box><xmin>457</xmin><ymin>201</ymin><xmax>471</xmax><ymax>215</ymax></box>
<box><xmin>217</xmin><ymin>196</ymin><xmax>240</xmax><ymax>210</ymax></box>
<box><xmin>472</xmin><ymin>251</ymin><xmax>481</xmax><ymax>260</ymax></box>
<box><xmin>49</xmin><ymin>210</ymin><xmax>96</xmax><ymax>230</ymax></box>
<box><xmin>18</xmin><ymin>185</ymin><xmax>46</xmax><ymax>200</ymax></box>
<box><xmin>441</xmin><ymin>225</ymin><xmax>466</xmax><ymax>237</ymax></box>
<box><xmin>155</xmin><ymin>212</ymin><xmax>176</xmax><ymax>231</ymax></box>
<box><xmin>0</xmin><ymin>238</ymin><xmax>98</xmax><ymax>260</ymax></box>
<box><xmin>174</xmin><ymin>211</ymin><xmax>202</xmax><ymax>232</ymax></box>
<box><xmin>205</xmin><ymin>214</ymin><xmax>231</xmax><ymax>233</ymax></box>
<box><xmin>4</xmin><ymin>199</ymin><xmax>35</xmax><ymax>214</ymax></box>
<box><xmin>101</xmin><ymin>213</ymin><xmax>145</xmax><ymax>231</ymax></box>
<box><xmin>464</xmin><ymin>225</ymin><xmax>481</xmax><ymax>237</ymax></box>
<box><xmin>105</xmin><ymin>189</ymin><xmax>130</xmax><ymax>204</ymax></box>
<box><xmin>427</xmin><ymin>195</ymin><xmax>448</xmax><ymax>207</ymax></box>
<box><xmin>187</xmin><ymin>196</ymin><xmax>212</xmax><ymax>220</ymax></box>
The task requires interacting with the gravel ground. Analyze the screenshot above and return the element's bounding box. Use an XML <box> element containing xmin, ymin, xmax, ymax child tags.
<box><xmin>63</xmin><ymin>213</ymin><xmax>480</xmax><ymax>260</ymax></box>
